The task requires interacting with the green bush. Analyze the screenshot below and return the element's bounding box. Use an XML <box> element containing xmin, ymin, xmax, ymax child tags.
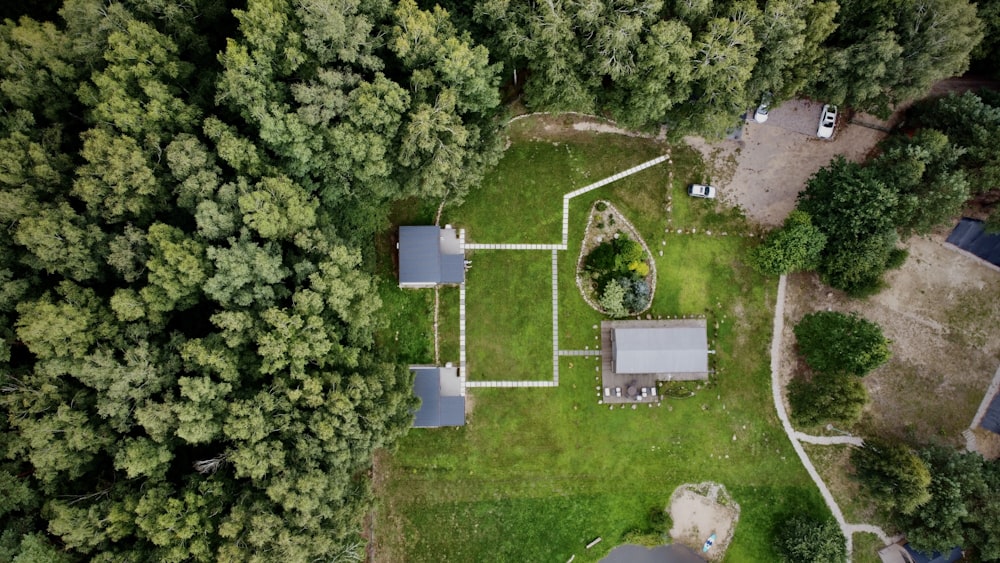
<box><xmin>599</xmin><ymin>280</ymin><xmax>628</xmax><ymax>318</ymax></box>
<box><xmin>852</xmin><ymin>439</ymin><xmax>931</xmax><ymax>515</ymax></box>
<box><xmin>793</xmin><ymin>312</ymin><xmax>891</xmax><ymax>376</ymax></box>
<box><xmin>775</xmin><ymin>515</ymin><xmax>846</xmax><ymax>563</ymax></box>
<box><xmin>749</xmin><ymin>211</ymin><xmax>827</xmax><ymax>276</ymax></box>
<box><xmin>585</xmin><ymin>236</ymin><xmax>651</xmax><ymax>314</ymax></box>
<box><xmin>788</xmin><ymin>372</ymin><xmax>867</xmax><ymax>426</ymax></box>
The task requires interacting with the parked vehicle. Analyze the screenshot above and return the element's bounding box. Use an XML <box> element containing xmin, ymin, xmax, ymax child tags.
<box><xmin>817</xmin><ymin>104</ymin><xmax>837</xmax><ymax>138</ymax></box>
<box><xmin>687</xmin><ymin>184</ymin><xmax>717</xmax><ymax>199</ymax></box>
<box><xmin>754</xmin><ymin>92</ymin><xmax>772</xmax><ymax>123</ymax></box>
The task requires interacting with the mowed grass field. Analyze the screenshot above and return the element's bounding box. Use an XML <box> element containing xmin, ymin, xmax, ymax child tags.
<box><xmin>374</xmin><ymin>117</ymin><xmax>831</xmax><ymax>562</ymax></box>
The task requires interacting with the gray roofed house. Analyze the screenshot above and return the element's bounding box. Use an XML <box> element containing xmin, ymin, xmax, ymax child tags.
<box><xmin>599</xmin><ymin>319</ymin><xmax>710</xmax><ymax>404</ymax></box>
<box><xmin>398</xmin><ymin>226</ymin><xmax>465</xmax><ymax>288</ymax></box>
<box><xmin>411</xmin><ymin>366</ymin><xmax>465</xmax><ymax>428</ymax></box>
<box><xmin>612</xmin><ymin>325</ymin><xmax>709</xmax><ymax>375</ymax></box>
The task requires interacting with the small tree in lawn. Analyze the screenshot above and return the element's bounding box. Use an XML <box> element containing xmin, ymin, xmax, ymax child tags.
<box><xmin>794</xmin><ymin>311</ymin><xmax>891</xmax><ymax>376</ymax></box>
<box><xmin>749</xmin><ymin>211</ymin><xmax>827</xmax><ymax>276</ymax></box>
<box><xmin>775</xmin><ymin>515</ymin><xmax>846</xmax><ymax>563</ymax></box>
<box><xmin>852</xmin><ymin>438</ymin><xmax>932</xmax><ymax>515</ymax></box>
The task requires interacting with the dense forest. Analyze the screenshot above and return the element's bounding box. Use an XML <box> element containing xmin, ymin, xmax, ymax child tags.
<box><xmin>0</xmin><ymin>0</ymin><xmax>995</xmax><ymax>560</ymax></box>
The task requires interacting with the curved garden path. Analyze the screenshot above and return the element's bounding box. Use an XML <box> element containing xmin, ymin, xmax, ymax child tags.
<box><xmin>770</xmin><ymin>275</ymin><xmax>893</xmax><ymax>560</ymax></box>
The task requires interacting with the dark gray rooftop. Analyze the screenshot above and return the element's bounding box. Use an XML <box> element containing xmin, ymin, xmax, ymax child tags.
<box><xmin>947</xmin><ymin>218</ymin><xmax>1000</xmax><ymax>267</ymax></box>
<box><xmin>982</xmin><ymin>391</ymin><xmax>1000</xmax><ymax>435</ymax></box>
<box><xmin>612</xmin><ymin>325</ymin><xmax>708</xmax><ymax>375</ymax></box>
<box><xmin>411</xmin><ymin>367</ymin><xmax>465</xmax><ymax>428</ymax></box>
<box><xmin>399</xmin><ymin>226</ymin><xmax>464</xmax><ymax>286</ymax></box>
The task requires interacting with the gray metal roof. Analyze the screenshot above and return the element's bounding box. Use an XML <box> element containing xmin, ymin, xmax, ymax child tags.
<box><xmin>612</xmin><ymin>326</ymin><xmax>708</xmax><ymax>374</ymax></box>
<box><xmin>399</xmin><ymin>226</ymin><xmax>465</xmax><ymax>286</ymax></box>
<box><xmin>947</xmin><ymin>218</ymin><xmax>1000</xmax><ymax>267</ymax></box>
<box><xmin>411</xmin><ymin>367</ymin><xmax>465</xmax><ymax>428</ymax></box>
<box><xmin>982</xmin><ymin>392</ymin><xmax>1000</xmax><ymax>435</ymax></box>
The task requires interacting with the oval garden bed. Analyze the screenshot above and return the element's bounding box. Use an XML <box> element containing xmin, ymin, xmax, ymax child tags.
<box><xmin>576</xmin><ymin>200</ymin><xmax>656</xmax><ymax>317</ymax></box>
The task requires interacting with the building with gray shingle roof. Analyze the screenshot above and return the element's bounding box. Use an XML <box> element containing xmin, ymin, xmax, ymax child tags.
<box><xmin>398</xmin><ymin>226</ymin><xmax>465</xmax><ymax>288</ymax></box>
<box><xmin>411</xmin><ymin>366</ymin><xmax>465</xmax><ymax>428</ymax></box>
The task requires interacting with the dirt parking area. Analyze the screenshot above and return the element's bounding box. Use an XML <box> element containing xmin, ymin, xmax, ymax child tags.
<box><xmin>685</xmin><ymin>99</ymin><xmax>886</xmax><ymax>227</ymax></box>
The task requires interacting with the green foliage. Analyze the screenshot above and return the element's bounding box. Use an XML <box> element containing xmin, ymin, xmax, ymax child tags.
<box><xmin>788</xmin><ymin>371</ymin><xmax>867</xmax><ymax>426</ymax></box>
<box><xmin>899</xmin><ymin>447</ymin><xmax>1000</xmax><ymax>560</ymax></box>
<box><xmin>585</xmin><ymin>235</ymin><xmax>651</xmax><ymax>315</ymax></box>
<box><xmin>851</xmin><ymin>439</ymin><xmax>931</xmax><ymax>515</ymax></box>
<box><xmin>910</xmin><ymin>92</ymin><xmax>1000</xmax><ymax>195</ymax></box>
<box><xmin>599</xmin><ymin>279</ymin><xmax>628</xmax><ymax>318</ymax></box>
<box><xmin>813</xmin><ymin>0</ymin><xmax>982</xmax><ymax>116</ymax></box>
<box><xmin>793</xmin><ymin>311</ymin><xmax>891</xmax><ymax>376</ymax></box>
<box><xmin>797</xmin><ymin>157</ymin><xmax>901</xmax><ymax>295</ymax></box>
<box><xmin>775</xmin><ymin>514</ymin><xmax>846</xmax><ymax>563</ymax></box>
<box><xmin>986</xmin><ymin>209</ymin><xmax>1000</xmax><ymax>234</ymax></box>
<box><xmin>749</xmin><ymin>210</ymin><xmax>827</xmax><ymax>276</ymax></box>
<box><xmin>872</xmin><ymin>129</ymin><xmax>970</xmax><ymax>235</ymax></box>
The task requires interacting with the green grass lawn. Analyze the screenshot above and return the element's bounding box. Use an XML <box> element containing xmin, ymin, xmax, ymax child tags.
<box><xmin>375</xmin><ymin>118</ymin><xmax>832</xmax><ymax>561</ymax></box>
<box><xmin>853</xmin><ymin>533</ymin><xmax>886</xmax><ymax>563</ymax></box>
<box><xmin>465</xmin><ymin>250</ymin><xmax>553</xmax><ymax>381</ymax></box>
<box><xmin>438</xmin><ymin>286</ymin><xmax>460</xmax><ymax>364</ymax></box>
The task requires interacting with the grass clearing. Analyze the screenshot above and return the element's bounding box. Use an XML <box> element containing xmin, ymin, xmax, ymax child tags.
<box><xmin>375</xmin><ymin>117</ymin><xmax>832</xmax><ymax>561</ymax></box>
<box><xmin>438</xmin><ymin>286</ymin><xmax>460</xmax><ymax>364</ymax></box>
<box><xmin>466</xmin><ymin>250</ymin><xmax>553</xmax><ymax>381</ymax></box>
<box><xmin>802</xmin><ymin>443</ymin><xmax>897</xmax><ymax>532</ymax></box>
<box><xmin>853</xmin><ymin>533</ymin><xmax>886</xmax><ymax>563</ymax></box>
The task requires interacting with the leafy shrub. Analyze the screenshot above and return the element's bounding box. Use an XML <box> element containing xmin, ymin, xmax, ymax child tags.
<box><xmin>584</xmin><ymin>241</ymin><xmax>618</xmax><ymax>273</ymax></box>
<box><xmin>599</xmin><ymin>280</ymin><xmax>628</xmax><ymax>317</ymax></box>
<box><xmin>885</xmin><ymin>247</ymin><xmax>909</xmax><ymax>270</ymax></box>
<box><xmin>585</xmin><ymin>235</ymin><xmax>652</xmax><ymax>314</ymax></box>
<box><xmin>775</xmin><ymin>515</ymin><xmax>846</xmax><ymax>563</ymax></box>
<box><xmin>852</xmin><ymin>439</ymin><xmax>931</xmax><ymax>515</ymax></box>
<box><xmin>793</xmin><ymin>312</ymin><xmax>891</xmax><ymax>376</ymax></box>
<box><xmin>788</xmin><ymin>372</ymin><xmax>867</xmax><ymax>426</ymax></box>
<box><xmin>749</xmin><ymin>211</ymin><xmax>827</xmax><ymax>276</ymax></box>
<box><xmin>621</xmin><ymin>277</ymin><xmax>651</xmax><ymax>312</ymax></box>
<box><xmin>595</xmin><ymin>201</ymin><xmax>608</xmax><ymax>211</ymax></box>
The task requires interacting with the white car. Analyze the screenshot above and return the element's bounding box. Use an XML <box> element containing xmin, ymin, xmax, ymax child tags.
<box><xmin>817</xmin><ymin>104</ymin><xmax>837</xmax><ymax>138</ymax></box>
<box><xmin>754</xmin><ymin>93</ymin><xmax>772</xmax><ymax>123</ymax></box>
<box><xmin>687</xmin><ymin>184</ymin><xmax>717</xmax><ymax>199</ymax></box>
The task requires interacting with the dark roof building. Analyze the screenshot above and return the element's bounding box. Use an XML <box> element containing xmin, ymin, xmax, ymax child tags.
<box><xmin>411</xmin><ymin>366</ymin><xmax>465</xmax><ymax>428</ymax></box>
<box><xmin>981</xmin><ymin>391</ymin><xmax>1000</xmax><ymax>435</ymax></box>
<box><xmin>398</xmin><ymin>226</ymin><xmax>465</xmax><ymax>288</ymax></box>
<box><xmin>946</xmin><ymin>218</ymin><xmax>1000</xmax><ymax>268</ymax></box>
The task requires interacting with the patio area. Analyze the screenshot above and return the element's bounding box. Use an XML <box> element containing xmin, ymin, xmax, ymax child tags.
<box><xmin>600</xmin><ymin>319</ymin><xmax>709</xmax><ymax>405</ymax></box>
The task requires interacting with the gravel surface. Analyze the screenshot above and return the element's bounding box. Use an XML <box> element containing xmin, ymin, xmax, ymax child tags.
<box><xmin>685</xmin><ymin>99</ymin><xmax>886</xmax><ymax>227</ymax></box>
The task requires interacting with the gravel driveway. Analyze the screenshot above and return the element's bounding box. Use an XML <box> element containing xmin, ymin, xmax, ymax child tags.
<box><xmin>686</xmin><ymin>99</ymin><xmax>887</xmax><ymax>227</ymax></box>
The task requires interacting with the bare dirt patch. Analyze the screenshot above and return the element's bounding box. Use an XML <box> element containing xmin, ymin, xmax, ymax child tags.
<box><xmin>668</xmin><ymin>482</ymin><xmax>740</xmax><ymax>561</ymax></box>
<box><xmin>782</xmin><ymin>231</ymin><xmax>1000</xmax><ymax>447</ymax></box>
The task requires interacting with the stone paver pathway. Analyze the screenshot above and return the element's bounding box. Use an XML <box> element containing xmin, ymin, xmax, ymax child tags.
<box><xmin>447</xmin><ymin>147</ymin><xmax>894</xmax><ymax>560</ymax></box>
<box><xmin>794</xmin><ymin>432</ymin><xmax>864</xmax><ymax>446</ymax></box>
<box><xmin>458</xmin><ymin>155</ymin><xmax>670</xmax><ymax>389</ymax></box>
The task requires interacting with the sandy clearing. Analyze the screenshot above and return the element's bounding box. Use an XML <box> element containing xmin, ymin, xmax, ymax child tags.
<box><xmin>781</xmin><ymin>232</ymin><xmax>1000</xmax><ymax>447</ymax></box>
<box><xmin>668</xmin><ymin>482</ymin><xmax>740</xmax><ymax>561</ymax></box>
